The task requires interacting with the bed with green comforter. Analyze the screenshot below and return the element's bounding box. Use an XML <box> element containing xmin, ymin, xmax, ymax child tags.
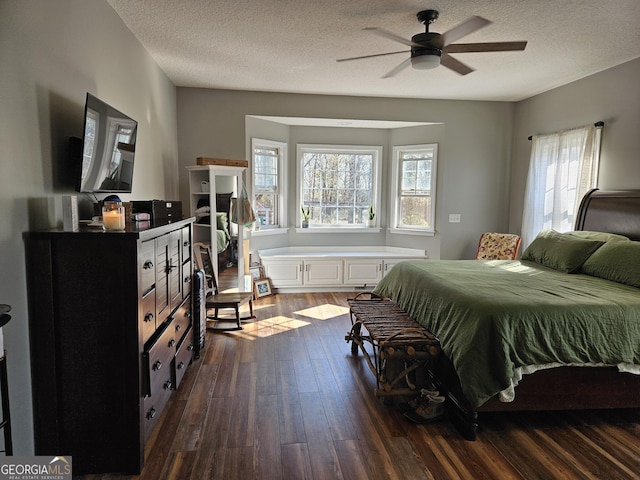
<box><xmin>373</xmin><ymin>233</ymin><xmax>640</xmax><ymax>410</ymax></box>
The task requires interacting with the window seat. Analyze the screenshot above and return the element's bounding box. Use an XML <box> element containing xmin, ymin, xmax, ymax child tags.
<box><xmin>258</xmin><ymin>246</ymin><xmax>427</xmax><ymax>292</ymax></box>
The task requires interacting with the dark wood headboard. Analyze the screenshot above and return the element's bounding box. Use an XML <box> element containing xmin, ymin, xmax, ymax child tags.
<box><xmin>575</xmin><ymin>189</ymin><xmax>640</xmax><ymax>241</ymax></box>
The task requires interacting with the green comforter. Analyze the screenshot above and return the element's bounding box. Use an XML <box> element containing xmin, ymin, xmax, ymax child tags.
<box><xmin>373</xmin><ymin>260</ymin><xmax>640</xmax><ymax>408</ymax></box>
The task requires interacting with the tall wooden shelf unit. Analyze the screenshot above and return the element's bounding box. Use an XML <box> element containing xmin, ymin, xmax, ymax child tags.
<box><xmin>187</xmin><ymin>165</ymin><xmax>247</xmax><ymax>290</ymax></box>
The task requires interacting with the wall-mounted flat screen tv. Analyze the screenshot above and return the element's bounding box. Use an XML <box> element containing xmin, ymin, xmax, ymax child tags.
<box><xmin>76</xmin><ymin>93</ymin><xmax>137</xmax><ymax>193</ymax></box>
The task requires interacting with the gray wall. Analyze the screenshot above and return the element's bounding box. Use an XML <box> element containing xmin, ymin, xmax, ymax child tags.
<box><xmin>509</xmin><ymin>58</ymin><xmax>640</xmax><ymax>231</ymax></box>
<box><xmin>0</xmin><ymin>0</ymin><xmax>178</xmax><ymax>453</ymax></box>
<box><xmin>177</xmin><ymin>89</ymin><xmax>516</xmax><ymax>260</ymax></box>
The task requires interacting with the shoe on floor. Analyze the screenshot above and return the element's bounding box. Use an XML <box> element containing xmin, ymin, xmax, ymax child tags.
<box><xmin>397</xmin><ymin>389</ymin><xmax>440</xmax><ymax>413</ymax></box>
<box><xmin>404</xmin><ymin>395</ymin><xmax>446</xmax><ymax>424</ymax></box>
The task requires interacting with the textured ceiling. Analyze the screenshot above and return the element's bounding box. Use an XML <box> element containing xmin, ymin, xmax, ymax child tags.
<box><xmin>107</xmin><ymin>0</ymin><xmax>640</xmax><ymax>102</ymax></box>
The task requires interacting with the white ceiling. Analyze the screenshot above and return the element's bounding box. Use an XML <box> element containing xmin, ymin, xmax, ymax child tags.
<box><xmin>107</xmin><ymin>0</ymin><xmax>640</xmax><ymax>102</ymax></box>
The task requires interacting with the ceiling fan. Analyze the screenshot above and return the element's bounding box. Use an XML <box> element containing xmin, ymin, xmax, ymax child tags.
<box><xmin>337</xmin><ymin>9</ymin><xmax>527</xmax><ymax>78</ymax></box>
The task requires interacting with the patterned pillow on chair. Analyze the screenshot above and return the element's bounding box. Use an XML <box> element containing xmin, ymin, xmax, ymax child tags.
<box><xmin>475</xmin><ymin>232</ymin><xmax>522</xmax><ymax>260</ymax></box>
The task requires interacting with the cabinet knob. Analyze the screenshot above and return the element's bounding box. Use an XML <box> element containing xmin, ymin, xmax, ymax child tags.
<box><xmin>164</xmin><ymin>380</ymin><xmax>173</xmax><ymax>390</ymax></box>
<box><xmin>152</xmin><ymin>360</ymin><xmax>162</xmax><ymax>371</ymax></box>
<box><xmin>187</xmin><ymin>343</ymin><xmax>194</xmax><ymax>351</ymax></box>
<box><xmin>175</xmin><ymin>324</ymin><xmax>181</xmax><ymax>332</ymax></box>
<box><xmin>143</xmin><ymin>260</ymin><xmax>154</xmax><ymax>270</ymax></box>
<box><xmin>185</xmin><ymin>311</ymin><xmax>191</xmax><ymax>319</ymax></box>
<box><xmin>184</xmin><ymin>276</ymin><xmax>191</xmax><ymax>284</ymax></box>
<box><xmin>183</xmin><ymin>241</ymin><xmax>190</xmax><ymax>247</ymax></box>
<box><xmin>146</xmin><ymin>407</ymin><xmax>156</xmax><ymax>419</ymax></box>
<box><xmin>144</xmin><ymin>312</ymin><xmax>154</xmax><ymax>323</ymax></box>
<box><xmin>177</xmin><ymin>361</ymin><xmax>185</xmax><ymax>370</ymax></box>
<box><xmin>168</xmin><ymin>338</ymin><xmax>176</xmax><ymax>348</ymax></box>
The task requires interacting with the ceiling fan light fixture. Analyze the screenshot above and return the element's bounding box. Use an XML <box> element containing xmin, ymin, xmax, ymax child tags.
<box><xmin>411</xmin><ymin>53</ymin><xmax>441</xmax><ymax>70</ymax></box>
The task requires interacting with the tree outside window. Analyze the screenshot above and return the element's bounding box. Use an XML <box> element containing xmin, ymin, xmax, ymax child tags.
<box><xmin>299</xmin><ymin>145</ymin><xmax>381</xmax><ymax>227</ymax></box>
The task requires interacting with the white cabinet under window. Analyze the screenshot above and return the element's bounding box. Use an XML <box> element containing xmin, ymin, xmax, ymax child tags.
<box><xmin>343</xmin><ymin>259</ymin><xmax>383</xmax><ymax>285</ymax></box>
<box><xmin>259</xmin><ymin>247</ymin><xmax>427</xmax><ymax>292</ymax></box>
<box><xmin>262</xmin><ymin>258</ymin><xmax>303</xmax><ymax>287</ymax></box>
<box><xmin>304</xmin><ymin>259</ymin><xmax>343</xmax><ymax>286</ymax></box>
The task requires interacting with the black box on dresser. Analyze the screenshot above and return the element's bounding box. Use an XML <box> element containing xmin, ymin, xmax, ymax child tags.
<box><xmin>25</xmin><ymin>218</ymin><xmax>195</xmax><ymax>475</ymax></box>
<box><xmin>132</xmin><ymin>200</ymin><xmax>182</xmax><ymax>221</ymax></box>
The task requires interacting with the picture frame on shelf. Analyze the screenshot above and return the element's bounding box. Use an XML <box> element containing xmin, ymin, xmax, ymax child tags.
<box><xmin>253</xmin><ymin>278</ymin><xmax>273</xmax><ymax>298</ymax></box>
<box><xmin>249</xmin><ymin>265</ymin><xmax>264</xmax><ymax>281</ymax></box>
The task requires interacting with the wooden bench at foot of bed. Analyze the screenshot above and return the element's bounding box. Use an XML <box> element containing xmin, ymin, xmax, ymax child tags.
<box><xmin>345</xmin><ymin>293</ymin><xmax>441</xmax><ymax>399</ymax></box>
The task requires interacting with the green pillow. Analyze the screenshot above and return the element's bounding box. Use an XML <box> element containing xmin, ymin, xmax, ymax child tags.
<box><xmin>567</xmin><ymin>230</ymin><xmax>630</xmax><ymax>243</ymax></box>
<box><xmin>521</xmin><ymin>229</ymin><xmax>604</xmax><ymax>273</ymax></box>
<box><xmin>581</xmin><ymin>241</ymin><xmax>640</xmax><ymax>288</ymax></box>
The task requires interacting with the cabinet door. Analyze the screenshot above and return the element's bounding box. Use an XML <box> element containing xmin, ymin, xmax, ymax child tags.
<box><xmin>156</xmin><ymin>235</ymin><xmax>169</xmax><ymax>319</ymax></box>
<box><xmin>304</xmin><ymin>259</ymin><xmax>343</xmax><ymax>286</ymax></box>
<box><xmin>262</xmin><ymin>259</ymin><xmax>303</xmax><ymax>287</ymax></box>
<box><xmin>344</xmin><ymin>259</ymin><xmax>383</xmax><ymax>285</ymax></box>
<box><xmin>168</xmin><ymin>229</ymin><xmax>182</xmax><ymax>311</ymax></box>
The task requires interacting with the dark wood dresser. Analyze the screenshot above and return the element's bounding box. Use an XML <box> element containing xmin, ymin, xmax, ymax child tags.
<box><xmin>25</xmin><ymin>218</ymin><xmax>195</xmax><ymax>474</ymax></box>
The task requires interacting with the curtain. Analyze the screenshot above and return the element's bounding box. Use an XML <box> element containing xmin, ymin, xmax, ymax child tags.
<box><xmin>521</xmin><ymin>124</ymin><xmax>601</xmax><ymax>248</ymax></box>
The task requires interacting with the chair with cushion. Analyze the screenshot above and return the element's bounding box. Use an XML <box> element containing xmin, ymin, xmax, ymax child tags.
<box><xmin>475</xmin><ymin>232</ymin><xmax>522</xmax><ymax>260</ymax></box>
<box><xmin>193</xmin><ymin>242</ymin><xmax>254</xmax><ymax>331</ymax></box>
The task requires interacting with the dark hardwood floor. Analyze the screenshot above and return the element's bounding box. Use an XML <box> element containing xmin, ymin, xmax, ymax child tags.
<box><xmin>81</xmin><ymin>283</ymin><xmax>640</xmax><ymax>479</ymax></box>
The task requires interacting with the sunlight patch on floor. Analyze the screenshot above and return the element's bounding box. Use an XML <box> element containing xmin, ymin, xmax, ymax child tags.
<box><xmin>235</xmin><ymin>315</ymin><xmax>311</xmax><ymax>339</ymax></box>
<box><xmin>295</xmin><ymin>303</ymin><xmax>350</xmax><ymax>321</ymax></box>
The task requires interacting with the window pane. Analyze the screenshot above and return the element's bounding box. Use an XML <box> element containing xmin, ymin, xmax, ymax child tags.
<box><xmin>252</xmin><ymin>143</ymin><xmax>282</xmax><ymax>227</ymax></box>
<box><xmin>301</xmin><ymin>149</ymin><xmax>376</xmax><ymax>226</ymax></box>
<box><xmin>400</xmin><ymin>196</ymin><xmax>432</xmax><ymax>227</ymax></box>
<box><xmin>254</xmin><ymin>193</ymin><xmax>277</xmax><ymax>226</ymax></box>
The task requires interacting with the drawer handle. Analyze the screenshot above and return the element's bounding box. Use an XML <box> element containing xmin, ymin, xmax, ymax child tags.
<box><xmin>168</xmin><ymin>338</ymin><xmax>176</xmax><ymax>348</ymax></box>
<box><xmin>144</xmin><ymin>312</ymin><xmax>154</xmax><ymax>323</ymax></box>
<box><xmin>177</xmin><ymin>361</ymin><xmax>185</xmax><ymax>370</ymax></box>
<box><xmin>164</xmin><ymin>380</ymin><xmax>173</xmax><ymax>390</ymax></box>
<box><xmin>152</xmin><ymin>360</ymin><xmax>162</xmax><ymax>371</ymax></box>
<box><xmin>146</xmin><ymin>407</ymin><xmax>156</xmax><ymax>419</ymax></box>
<box><xmin>143</xmin><ymin>260</ymin><xmax>154</xmax><ymax>270</ymax></box>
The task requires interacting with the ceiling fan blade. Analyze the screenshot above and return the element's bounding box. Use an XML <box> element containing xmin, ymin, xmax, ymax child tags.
<box><xmin>445</xmin><ymin>41</ymin><xmax>527</xmax><ymax>53</ymax></box>
<box><xmin>363</xmin><ymin>27</ymin><xmax>422</xmax><ymax>48</ymax></box>
<box><xmin>440</xmin><ymin>53</ymin><xmax>474</xmax><ymax>75</ymax></box>
<box><xmin>441</xmin><ymin>16</ymin><xmax>491</xmax><ymax>46</ymax></box>
<box><xmin>382</xmin><ymin>58</ymin><xmax>411</xmax><ymax>78</ymax></box>
<box><xmin>337</xmin><ymin>49</ymin><xmax>409</xmax><ymax>63</ymax></box>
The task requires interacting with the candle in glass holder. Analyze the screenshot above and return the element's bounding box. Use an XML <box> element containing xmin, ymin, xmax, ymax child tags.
<box><xmin>102</xmin><ymin>203</ymin><xmax>125</xmax><ymax>231</ymax></box>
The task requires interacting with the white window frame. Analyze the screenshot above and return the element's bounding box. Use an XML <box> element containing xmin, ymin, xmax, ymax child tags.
<box><xmin>297</xmin><ymin>144</ymin><xmax>382</xmax><ymax>231</ymax></box>
<box><xmin>390</xmin><ymin>144</ymin><xmax>438</xmax><ymax>236</ymax></box>
<box><xmin>251</xmin><ymin>138</ymin><xmax>287</xmax><ymax>234</ymax></box>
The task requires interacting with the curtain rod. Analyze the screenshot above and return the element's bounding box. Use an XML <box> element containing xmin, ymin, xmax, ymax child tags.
<box><xmin>528</xmin><ymin>121</ymin><xmax>604</xmax><ymax>141</ymax></box>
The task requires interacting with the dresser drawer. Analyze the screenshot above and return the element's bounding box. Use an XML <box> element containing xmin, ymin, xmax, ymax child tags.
<box><xmin>172</xmin><ymin>327</ymin><xmax>193</xmax><ymax>389</ymax></box>
<box><xmin>144</xmin><ymin>318</ymin><xmax>177</xmax><ymax>397</ymax></box>
<box><xmin>140</xmin><ymin>288</ymin><xmax>157</xmax><ymax>344</ymax></box>
<box><xmin>173</xmin><ymin>295</ymin><xmax>191</xmax><ymax>344</ymax></box>
<box><xmin>142</xmin><ymin>380</ymin><xmax>172</xmax><ymax>442</ymax></box>
<box><xmin>139</xmin><ymin>240</ymin><xmax>156</xmax><ymax>293</ymax></box>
